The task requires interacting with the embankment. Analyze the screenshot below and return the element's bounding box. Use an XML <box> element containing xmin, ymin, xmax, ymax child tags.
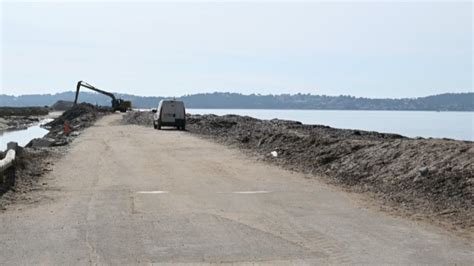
<box><xmin>0</xmin><ymin>104</ymin><xmax>108</xmax><ymax>208</ymax></box>
<box><xmin>124</xmin><ymin>111</ymin><xmax>473</xmax><ymax>231</ymax></box>
<box><xmin>0</xmin><ymin>107</ymin><xmax>50</xmax><ymax>131</ymax></box>
<box><xmin>0</xmin><ymin>107</ymin><xmax>49</xmax><ymax>117</ymax></box>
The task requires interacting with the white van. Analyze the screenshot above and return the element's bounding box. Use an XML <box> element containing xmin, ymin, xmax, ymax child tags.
<box><xmin>152</xmin><ymin>100</ymin><xmax>186</xmax><ymax>130</ymax></box>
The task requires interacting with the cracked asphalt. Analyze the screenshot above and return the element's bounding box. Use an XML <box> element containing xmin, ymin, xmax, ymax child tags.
<box><xmin>0</xmin><ymin>114</ymin><xmax>472</xmax><ymax>264</ymax></box>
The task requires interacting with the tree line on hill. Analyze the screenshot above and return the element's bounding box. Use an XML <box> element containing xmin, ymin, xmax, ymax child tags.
<box><xmin>0</xmin><ymin>91</ymin><xmax>472</xmax><ymax>111</ymax></box>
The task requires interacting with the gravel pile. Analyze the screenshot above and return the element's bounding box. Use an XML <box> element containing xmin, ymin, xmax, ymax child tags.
<box><xmin>51</xmin><ymin>100</ymin><xmax>74</xmax><ymax>111</ymax></box>
<box><xmin>46</xmin><ymin>103</ymin><xmax>107</xmax><ymax>129</ymax></box>
<box><xmin>122</xmin><ymin>110</ymin><xmax>154</xmax><ymax>126</ymax></box>
<box><xmin>26</xmin><ymin>103</ymin><xmax>108</xmax><ymax>148</ymax></box>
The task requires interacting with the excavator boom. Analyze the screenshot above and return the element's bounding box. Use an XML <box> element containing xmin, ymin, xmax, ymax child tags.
<box><xmin>74</xmin><ymin>81</ymin><xmax>117</xmax><ymax>104</ymax></box>
<box><xmin>74</xmin><ymin>81</ymin><xmax>131</xmax><ymax>112</ymax></box>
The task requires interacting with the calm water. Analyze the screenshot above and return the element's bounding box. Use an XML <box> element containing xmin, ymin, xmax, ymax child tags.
<box><xmin>187</xmin><ymin>109</ymin><xmax>474</xmax><ymax>141</ymax></box>
<box><xmin>0</xmin><ymin>119</ymin><xmax>52</xmax><ymax>150</ymax></box>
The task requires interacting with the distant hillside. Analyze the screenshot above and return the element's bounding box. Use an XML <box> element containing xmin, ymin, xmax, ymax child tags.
<box><xmin>0</xmin><ymin>91</ymin><xmax>473</xmax><ymax>111</ymax></box>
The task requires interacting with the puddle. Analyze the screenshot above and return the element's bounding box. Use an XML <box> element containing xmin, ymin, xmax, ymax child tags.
<box><xmin>0</xmin><ymin>119</ymin><xmax>53</xmax><ymax>150</ymax></box>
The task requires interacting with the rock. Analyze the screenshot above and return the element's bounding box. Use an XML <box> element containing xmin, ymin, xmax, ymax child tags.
<box><xmin>26</xmin><ymin>138</ymin><xmax>54</xmax><ymax>148</ymax></box>
<box><xmin>419</xmin><ymin>167</ymin><xmax>429</xmax><ymax>176</ymax></box>
<box><xmin>257</xmin><ymin>138</ymin><xmax>265</xmax><ymax>147</ymax></box>
<box><xmin>51</xmin><ymin>140</ymin><xmax>68</xmax><ymax>147</ymax></box>
<box><xmin>240</xmin><ymin>135</ymin><xmax>250</xmax><ymax>143</ymax></box>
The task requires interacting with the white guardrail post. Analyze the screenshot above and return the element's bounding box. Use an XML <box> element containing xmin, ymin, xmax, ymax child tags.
<box><xmin>0</xmin><ymin>142</ymin><xmax>18</xmax><ymax>187</ymax></box>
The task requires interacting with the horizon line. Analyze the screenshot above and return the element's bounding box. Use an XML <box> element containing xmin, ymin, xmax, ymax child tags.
<box><xmin>1</xmin><ymin>90</ymin><xmax>473</xmax><ymax>101</ymax></box>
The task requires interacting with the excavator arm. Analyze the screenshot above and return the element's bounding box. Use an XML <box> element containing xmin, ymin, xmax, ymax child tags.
<box><xmin>74</xmin><ymin>81</ymin><xmax>117</xmax><ymax>104</ymax></box>
<box><xmin>74</xmin><ymin>81</ymin><xmax>131</xmax><ymax>112</ymax></box>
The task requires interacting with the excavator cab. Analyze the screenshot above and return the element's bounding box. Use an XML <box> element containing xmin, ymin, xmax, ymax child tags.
<box><xmin>74</xmin><ymin>81</ymin><xmax>132</xmax><ymax>112</ymax></box>
<box><xmin>112</xmin><ymin>99</ymin><xmax>132</xmax><ymax>113</ymax></box>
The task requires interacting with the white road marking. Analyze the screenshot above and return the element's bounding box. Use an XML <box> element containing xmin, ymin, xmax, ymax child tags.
<box><xmin>137</xmin><ymin>190</ymin><xmax>271</xmax><ymax>194</ymax></box>
<box><xmin>232</xmin><ymin>191</ymin><xmax>271</xmax><ymax>194</ymax></box>
<box><xmin>137</xmin><ymin>191</ymin><xmax>169</xmax><ymax>194</ymax></box>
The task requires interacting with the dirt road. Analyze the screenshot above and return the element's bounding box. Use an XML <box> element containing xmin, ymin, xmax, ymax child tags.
<box><xmin>0</xmin><ymin>114</ymin><xmax>472</xmax><ymax>264</ymax></box>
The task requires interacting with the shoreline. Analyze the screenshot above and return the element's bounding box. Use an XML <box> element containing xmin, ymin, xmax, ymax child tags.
<box><xmin>0</xmin><ymin>111</ymin><xmax>63</xmax><ymax>133</ymax></box>
<box><xmin>185</xmin><ymin>109</ymin><xmax>474</xmax><ymax>142</ymax></box>
<box><xmin>0</xmin><ymin>107</ymin><xmax>51</xmax><ymax>132</ymax></box>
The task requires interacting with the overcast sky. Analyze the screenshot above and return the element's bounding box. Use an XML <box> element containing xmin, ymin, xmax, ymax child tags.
<box><xmin>1</xmin><ymin>0</ymin><xmax>472</xmax><ymax>98</ymax></box>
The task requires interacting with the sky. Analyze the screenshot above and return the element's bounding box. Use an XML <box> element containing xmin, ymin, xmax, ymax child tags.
<box><xmin>1</xmin><ymin>0</ymin><xmax>472</xmax><ymax>98</ymax></box>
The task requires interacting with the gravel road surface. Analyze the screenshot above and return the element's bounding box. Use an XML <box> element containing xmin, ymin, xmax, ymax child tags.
<box><xmin>0</xmin><ymin>114</ymin><xmax>472</xmax><ymax>264</ymax></box>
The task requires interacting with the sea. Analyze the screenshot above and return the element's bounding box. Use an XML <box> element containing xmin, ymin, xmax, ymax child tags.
<box><xmin>1</xmin><ymin>109</ymin><xmax>473</xmax><ymax>151</ymax></box>
<box><xmin>187</xmin><ymin>109</ymin><xmax>474</xmax><ymax>141</ymax></box>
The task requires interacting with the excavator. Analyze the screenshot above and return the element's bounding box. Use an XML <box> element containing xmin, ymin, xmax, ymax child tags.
<box><xmin>74</xmin><ymin>81</ymin><xmax>132</xmax><ymax>112</ymax></box>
